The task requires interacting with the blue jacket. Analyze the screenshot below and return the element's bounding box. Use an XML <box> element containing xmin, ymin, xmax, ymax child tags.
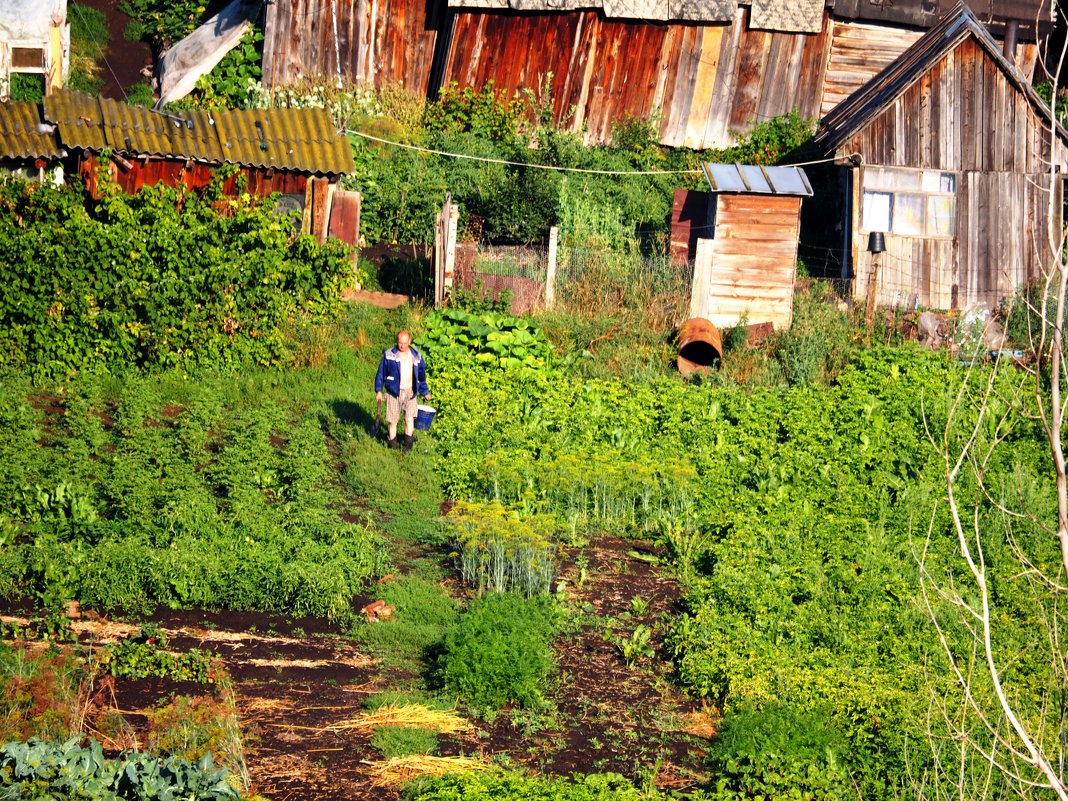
<box><xmin>375</xmin><ymin>345</ymin><xmax>429</xmax><ymax>397</ymax></box>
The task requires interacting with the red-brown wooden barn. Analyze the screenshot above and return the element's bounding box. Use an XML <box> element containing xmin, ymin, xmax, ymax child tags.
<box><xmin>261</xmin><ymin>0</ymin><xmax>1050</xmax><ymax>149</ymax></box>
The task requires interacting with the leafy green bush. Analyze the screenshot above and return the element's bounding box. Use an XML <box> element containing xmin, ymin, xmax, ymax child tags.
<box><xmin>713</xmin><ymin>110</ymin><xmax>815</xmax><ymax>165</ymax></box>
<box><xmin>439</xmin><ymin>593</ymin><xmax>559</xmax><ymax>710</ymax></box>
<box><xmin>119</xmin><ymin>0</ymin><xmax>204</xmax><ymax>47</ymax></box>
<box><xmin>417</xmin><ymin>308</ymin><xmax>553</xmax><ymax>371</ymax></box>
<box><xmin>173</xmin><ymin>27</ymin><xmax>263</xmax><ymax>110</ymax></box>
<box><xmin>0</xmin><ymin>174</ymin><xmax>352</xmax><ymax>377</ymax></box>
<box><xmin>403</xmin><ymin>771</ymin><xmax>664</xmax><ymax>801</ymax></box>
<box><xmin>704</xmin><ymin>703</ymin><xmax>851</xmax><ymax>801</ymax></box>
<box><xmin>0</xmin><ymin>737</ymin><xmax>239</xmax><ymax>800</ymax></box>
<box><xmin>344</xmin><ymin>78</ymin><xmax>704</xmax><ymax>246</ymax></box>
<box><xmin>8</xmin><ymin>74</ymin><xmax>44</xmax><ymax>103</ymax></box>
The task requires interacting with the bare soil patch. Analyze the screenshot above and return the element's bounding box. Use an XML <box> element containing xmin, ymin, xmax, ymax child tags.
<box><xmin>4</xmin><ymin>534</ymin><xmax>711</xmax><ymax>800</ymax></box>
<box><xmin>71</xmin><ymin>0</ymin><xmax>154</xmax><ymax>100</ymax></box>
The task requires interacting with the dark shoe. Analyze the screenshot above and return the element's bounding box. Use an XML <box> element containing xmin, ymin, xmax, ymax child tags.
<box><xmin>402</xmin><ymin>434</ymin><xmax>414</xmax><ymax>451</ymax></box>
<box><xmin>387</xmin><ymin>436</ymin><xmax>399</xmax><ymax>449</ymax></box>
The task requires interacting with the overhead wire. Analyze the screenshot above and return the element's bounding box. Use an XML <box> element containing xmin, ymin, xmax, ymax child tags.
<box><xmin>346</xmin><ymin>128</ymin><xmax>848</xmax><ymax>175</ymax></box>
<box><xmin>68</xmin><ymin>1</ymin><xmax>129</xmax><ymax>102</ymax></box>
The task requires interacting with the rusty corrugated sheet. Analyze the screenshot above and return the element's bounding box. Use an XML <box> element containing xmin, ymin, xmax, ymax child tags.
<box><xmin>43</xmin><ymin>91</ymin><xmax>355</xmax><ymax>175</ymax></box>
<box><xmin>0</xmin><ymin>100</ymin><xmax>62</xmax><ymax>159</ymax></box>
<box><xmin>43</xmin><ymin>91</ymin><xmax>107</xmax><ymax>151</ymax></box>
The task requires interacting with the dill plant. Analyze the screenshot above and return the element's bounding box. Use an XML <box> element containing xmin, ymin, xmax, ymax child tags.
<box><xmin>444</xmin><ymin>500</ymin><xmax>556</xmax><ymax>597</ymax></box>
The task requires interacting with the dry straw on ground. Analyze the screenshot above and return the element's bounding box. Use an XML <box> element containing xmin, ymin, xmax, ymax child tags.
<box><xmin>365</xmin><ymin>755</ymin><xmax>490</xmax><ymax>787</ymax></box>
<box><xmin>328</xmin><ymin>704</ymin><xmax>471</xmax><ymax>735</ymax></box>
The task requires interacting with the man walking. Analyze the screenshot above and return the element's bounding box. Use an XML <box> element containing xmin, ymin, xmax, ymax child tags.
<box><xmin>374</xmin><ymin>330</ymin><xmax>430</xmax><ymax>450</ymax></box>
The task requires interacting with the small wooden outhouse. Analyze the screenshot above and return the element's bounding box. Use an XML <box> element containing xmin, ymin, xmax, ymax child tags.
<box><xmin>688</xmin><ymin>163</ymin><xmax>813</xmax><ymax>331</ymax></box>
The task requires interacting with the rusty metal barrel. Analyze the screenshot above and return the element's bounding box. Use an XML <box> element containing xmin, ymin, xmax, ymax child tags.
<box><xmin>676</xmin><ymin>317</ymin><xmax>722</xmax><ymax>374</ymax></box>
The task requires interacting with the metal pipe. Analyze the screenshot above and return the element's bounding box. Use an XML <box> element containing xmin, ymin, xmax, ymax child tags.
<box><xmin>677</xmin><ymin>318</ymin><xmax>722</xmax><ymax>374</ymax></box>
<box><xmin>1003</xmin><ymin>19</ymin><xmax>1019</xmax><ymax>62</ymax></box>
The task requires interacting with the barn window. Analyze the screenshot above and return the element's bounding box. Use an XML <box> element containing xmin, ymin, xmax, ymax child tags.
<box><xmin>860</xmin><ymin>167</ymin><xmax>956</xmax><ymax>238</ymax></box>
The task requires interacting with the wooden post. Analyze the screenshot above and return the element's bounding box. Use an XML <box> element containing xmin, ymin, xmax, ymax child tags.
<box><xmin>865</xmin><ymin>253</ymin><xmax>881</xmax><ymax>342</ymax></box>
<box><xmin>690</xmin><ymin>238</ymin><xmax>715</xmax><ymax>320</ymax></box>
<box><xmin>434</xmin><ymin>194</ymin><xmax>458</xmax><ymax>307</ymax></box>
<box><xmin>545</xmin><ymin>226</ymin><xmax>558</xmax><ymax>310</ymax></box>
<box><xmin>434</xmin><ymin>206</ymin><xmax>445</xmax><ymax>307</ymax></box>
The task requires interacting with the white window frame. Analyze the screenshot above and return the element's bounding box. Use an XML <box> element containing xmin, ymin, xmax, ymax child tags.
<box><xmin>860</xmin><ymin>166</ymin><xmax>957</xmax><ymax>239</ymax></box>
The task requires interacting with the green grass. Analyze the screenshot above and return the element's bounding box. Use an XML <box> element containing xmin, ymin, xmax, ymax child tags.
<box><xmin>370</xmin><ymin>725</ymin><xmax>439</xmax><ymax>758</ymax></box>
<box><xmin>349</xmin><ymin>575</ymin><xmax>458</xmax><ymax>682</ymax></box>
<box><xmin>67</xmin><ymin>3</ymin><xmax>109</xmax><ymax>95</ymax></box>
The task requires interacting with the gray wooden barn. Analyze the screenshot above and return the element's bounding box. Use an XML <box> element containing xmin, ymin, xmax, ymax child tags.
<box><xmin>814</xmin><ymin>3</ymin><xmax>1068</xmax><ymax>311</ymax></box>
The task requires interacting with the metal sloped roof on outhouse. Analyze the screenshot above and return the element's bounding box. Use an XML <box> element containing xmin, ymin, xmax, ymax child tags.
<box><xmin>43</xmin><ymin>91</ymin><xmax>355</xmax><ymax>175</ymax></box>
<box><xmin>701</xmin><ymin>163</ymin><xmax>813</xmax><ymax>196</ymax></box>
<box><xmin>0</xmin><ymin>101</ymin><xmax>62</xmax><ymax>160</ymax></box>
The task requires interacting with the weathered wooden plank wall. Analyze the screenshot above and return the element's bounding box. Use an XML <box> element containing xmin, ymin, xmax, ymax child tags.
<box><xmin>446</xmin><ymin>7</ymin><xmax>842</xmax><ymax>148</ymax></box>
<box><xmin>263</xmin><ymin>0</ymin><xmax>439</xmax><ymax>92</ymax></box>
<box><xmin>845</xmin><ymin>37</ymin><xmax>1065</xmax><ymax>310</ymax></box>
<box><xmin>819</xmin><ymin>20</ymin><xmax>923</xmax><ymax>117</ymax></box>
<box><xmin>262</xmin><ymin>1</ymin><xmax>1037</xmax><ymax>150</ymax></box>
<box><xmin>78</xmin><ymin>158</ymin><xmax>311</xmax><ymax>198</ymax></box>
<box><xmin>694</xmin><ymin>193</ymin><xmax>801</xmax><ymax>329</ymax></box>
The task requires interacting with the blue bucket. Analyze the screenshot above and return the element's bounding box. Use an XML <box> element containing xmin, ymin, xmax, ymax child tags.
<box><xmin>414</xmin><ymin>404</ymin><xmax>437</xmax><ymax>431</ymax></box>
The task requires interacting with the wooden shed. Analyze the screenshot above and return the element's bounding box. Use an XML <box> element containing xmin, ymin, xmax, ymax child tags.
<box><xmin>0</xmin><ymin>0</ymin><xmax>68</xmax><ymax>101</ymax></box>
<box><xmin>40</xmin><ymin>91</ymin><xmax>359</xmax><ymax>243</ymax></box>
<box><xmin>262</xmin><ymin>0</ymin><xmax>1049</xmax><ymax>149</ymax></box>
<box><xmin>813</xmin><ymin>3</ymin><xmax>1068</xmax><ymax>311</ymax></box>
<box><xmin>688</xmin><ymin>163</ymin><xmax>812</xmax><ymax>330</ymax></box>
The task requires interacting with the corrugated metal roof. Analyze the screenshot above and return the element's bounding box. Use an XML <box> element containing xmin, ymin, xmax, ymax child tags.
<box><xmin>0</xmin><ymin>100</ymin><xmax>62</xmax><ymax>160</ymax></box>
<box><xmin>701</xmin><ymin>163</ymin><xmax>813</xmax><ymax>196</ymax></box>
<box><xmin>43</xmin><ymin>91</ymin><xmax>355</xmax><ymax>175</ymax></box>
<box><xmin>815</xmin><ymin>3</ymin><xmax>1068</xmax><ymax>154</ymax></box>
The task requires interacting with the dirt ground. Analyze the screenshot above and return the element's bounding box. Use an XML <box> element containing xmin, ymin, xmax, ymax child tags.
<box><xmin>5</xmin><ymin>537</ymin><xmax>713</xmax><ymax>800</ymax></box>
<box><xmin>72</xmin><ymin>0</ymin><xmax>154</xmax><ymax>100</ymax></box>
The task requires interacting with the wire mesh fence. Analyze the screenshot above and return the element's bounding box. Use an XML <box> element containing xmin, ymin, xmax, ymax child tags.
<box><xmin>459</xmin><ymin>242</ymin><xmax>695</xmax><ymax>326</ymax></box>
